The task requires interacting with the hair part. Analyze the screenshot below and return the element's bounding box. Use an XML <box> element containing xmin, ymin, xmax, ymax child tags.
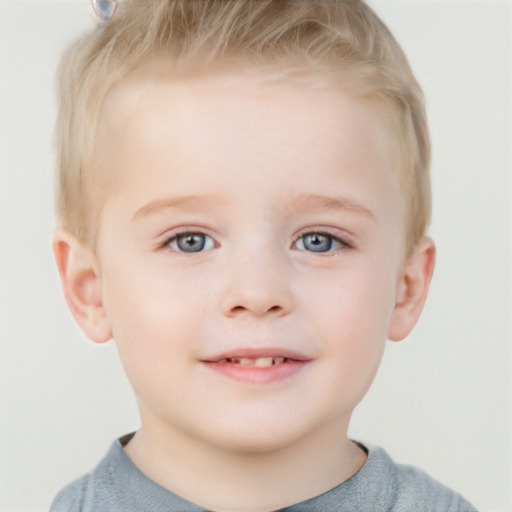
<box><xmin>55</xmin><ymin>0</ymin><xmax>430</xmax><ymax>254</ymax></box>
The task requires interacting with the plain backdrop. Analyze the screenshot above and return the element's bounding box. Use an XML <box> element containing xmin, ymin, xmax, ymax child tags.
<box><xmin>0</xmin><ymin>1</ymin><xmax>510</xmax><ymax>511</ymax></box>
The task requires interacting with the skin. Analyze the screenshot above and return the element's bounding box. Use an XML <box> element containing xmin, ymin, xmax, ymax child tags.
<box><xmin>53</xmin><ymin>65</ymin><xmax>435</xmax><ymax>512</ymax></box>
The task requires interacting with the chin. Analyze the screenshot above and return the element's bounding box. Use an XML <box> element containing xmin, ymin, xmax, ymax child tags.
<box><xmin>214</xmin><ymin>433</ymin><xmax>301</xmax><ymax>455</ymax></box>
<box><xmin>195</xmin><ymin>416</ymin><xmax>320</xmax><ymax>455</ymax></box>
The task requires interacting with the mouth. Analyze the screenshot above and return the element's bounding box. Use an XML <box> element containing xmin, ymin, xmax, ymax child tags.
<box><xmin>215</xmin><ymin>356</ymin><xmax>290</xmax><ymax>367</ymax></box>
<box><xmin>202</xmin><ymin>349</ymin><xmax>311</xmax><ymax>384</ymax></box>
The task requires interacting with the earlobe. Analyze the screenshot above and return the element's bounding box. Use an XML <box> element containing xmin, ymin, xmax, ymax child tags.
<box><xmin>387</xmin><ymin>237</ymin><xmax>436</xmax><ymax>342</ymax></box>
<box><xmin>52</xmin><ymin>228</ymin><xmax>112</xmax><ymax>344</ymax></box>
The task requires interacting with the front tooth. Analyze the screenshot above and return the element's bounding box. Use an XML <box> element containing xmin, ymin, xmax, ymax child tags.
<box><xmin>255</xmin><ymin>357</ymin><xmax>274</xmax><ymax>368</ymax></box>
<box><xmin>274</xmin><ymin>357</ymin><xmax>285</xmax><ymax>365</ymax></box>
<box><xmin>239</xmin><ymin>358</ymin><xmax>253</xmax><ymax>366</ymax></box>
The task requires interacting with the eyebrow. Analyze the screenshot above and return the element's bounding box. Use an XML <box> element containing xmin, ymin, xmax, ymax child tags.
<box><xmin>132</xmin><ymin>195</ymin><xmax>223</xmax><ymax>221</ymax></box>
<box><xmin>284</xmin><ymin>194</ymin><xmax>376</xmax><ymax>221</ymax></box>
<box><xmin>132</xmin><ymin>193</ymin><xmax>376</xmax><ymax>221</ymax></box>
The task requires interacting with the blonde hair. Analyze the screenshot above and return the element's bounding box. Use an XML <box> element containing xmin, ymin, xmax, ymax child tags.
<box><xmin>55</xmin><ymin>0</ymin><xmax>430</xmax><ymax>253</ymax></box>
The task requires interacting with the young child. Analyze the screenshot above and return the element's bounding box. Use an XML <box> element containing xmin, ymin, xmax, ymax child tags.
<box><xmin>50</xmin><ymin>1</ymin><xmax>476</xmax><ymax>510</ymax></box>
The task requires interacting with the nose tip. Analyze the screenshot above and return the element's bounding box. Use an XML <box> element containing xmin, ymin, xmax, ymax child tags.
<box><xmin>220</xmin><ymin>244</ymin><xmax>294</xmax><ymax>319</ymax></box>
<box><xmin>221</xmin><ymin>268</ymin><xmax>294</xmax><ymax>319</ymax></box>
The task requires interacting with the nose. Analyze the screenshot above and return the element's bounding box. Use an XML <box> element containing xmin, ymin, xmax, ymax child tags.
<box><xmin>220</xmin><ymin>249</ymin><xmax>295</xmax><ymax>319</ymax></box>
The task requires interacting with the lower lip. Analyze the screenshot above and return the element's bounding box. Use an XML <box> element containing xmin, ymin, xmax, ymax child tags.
<box><xmin>203</xmin><ymin>360</ymin><xmax>310</xmax><ymax>384</ymax></box>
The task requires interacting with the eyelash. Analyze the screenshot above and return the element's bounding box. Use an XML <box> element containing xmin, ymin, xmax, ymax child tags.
<box><xmin>159</xmin><ymin>229</ymin><xmax>352</xmax><ymax>254</ymax></box>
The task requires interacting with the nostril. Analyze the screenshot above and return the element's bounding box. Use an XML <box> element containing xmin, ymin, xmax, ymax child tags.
<box><xmin>228</xmin><ymin>304</ymin><xmax>283</xmax><ymax>315</ymax></box>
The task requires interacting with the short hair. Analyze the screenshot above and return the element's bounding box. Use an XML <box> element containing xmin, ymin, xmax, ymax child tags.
<box><xmin>55</xmin><ymin>0</ymin><xmax>430</xmax><ymax>254</ymax></box>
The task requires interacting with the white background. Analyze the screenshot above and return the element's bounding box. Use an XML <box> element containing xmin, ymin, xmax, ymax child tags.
<box><xmin>0</xmin><ymin>1</ymin><xmax>510</xmax><ymax>511</ymax></box>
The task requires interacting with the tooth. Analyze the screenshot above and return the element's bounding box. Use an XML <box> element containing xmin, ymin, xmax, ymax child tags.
<box><xmin>255</xmin><ymin>357</ymin><xmax>274</xmax><ymax>368</ymax></box>
<box><xmin>274</xmin><ymin>357</ymin><xmax>285</xmax><ymax>365</ymax></box>
<box><xmin>239</xmin><ymin>358</ymin><xmax>253</xmax><ymax>366</ymax></box>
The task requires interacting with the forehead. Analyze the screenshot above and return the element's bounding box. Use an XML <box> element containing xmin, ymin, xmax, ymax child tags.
<box><xmin>94</xmin><ymin>62</ymin><xmax>404</xmax><ymax>222</ymax></box>
<box><xmin>98</xmin><ymin>61</ymin><xmax>394</xmax><ymax>166</ymax></box>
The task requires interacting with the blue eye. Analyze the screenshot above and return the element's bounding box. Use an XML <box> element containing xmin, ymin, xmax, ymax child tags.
<box><xmin>168</xmin><ymin>232</ymin><xmax>214</xmax><ymax>253</ymax></box>
<box><xmin>295</xmin><ymin>233</ymin><xmax>344</xmax><ymax>253</ymax></box>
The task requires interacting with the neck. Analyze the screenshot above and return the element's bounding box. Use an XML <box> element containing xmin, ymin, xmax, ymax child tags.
<box><xmin>124</xmin><ymin>411</ymin><xmax>366</xmax><ymax>512</ymax></box>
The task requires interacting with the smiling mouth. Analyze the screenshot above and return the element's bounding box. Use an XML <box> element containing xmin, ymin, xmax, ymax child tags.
<box><xmin>204</xmin><ymin>348</ymin><xmax>310</xmax><ymax>366</ymax></box>
<box><xmin>216</xmin><ymin>356</ymin><xmax>289</xmax><ymax>367</ymax></box>
<box><xmin>202</xmin><ymin>350</ymin><xmax>311</xmax><ymax>383</ymax></box>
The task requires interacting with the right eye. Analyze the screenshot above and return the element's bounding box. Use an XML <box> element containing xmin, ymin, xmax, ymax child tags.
<box><xmin>167</xmin><ymin>232</ymin><xmax>215</xmax><ymax>253</ymax></box>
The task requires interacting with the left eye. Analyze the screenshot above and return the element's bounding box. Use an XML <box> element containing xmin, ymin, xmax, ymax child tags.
<box><xmin>294</xmin><ymin>233</ymin><xmax>344</xmax><ymax>253</ymax></box>
<box><xmin>168</xmin><ymin>232</ymin><xmax>215</xmax><ymax>253</ymax></box>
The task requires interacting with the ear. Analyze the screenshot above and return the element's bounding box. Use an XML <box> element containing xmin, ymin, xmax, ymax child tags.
<box><xmin>387</xmin><ymin>237</ymin><xmax>436</xmax><ymax>342</ymax></box>
<box><xmin>52</xmin><ymin>228</ymin><xmax>112</xmax><ymax>344</ymax></box>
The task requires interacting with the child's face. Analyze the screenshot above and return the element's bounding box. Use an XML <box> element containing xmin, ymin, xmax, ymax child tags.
<box><xmin>93</xmin><ymin>66</ymin><xmax>408</xmax><ymax>451</ymax></box>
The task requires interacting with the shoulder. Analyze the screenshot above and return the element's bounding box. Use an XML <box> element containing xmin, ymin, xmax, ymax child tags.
<box><xmin>49</xmin><ymin>476</ymin><xmax>88</xmax><ymax>512</ymax></box>
<box><xmin>363</xmin><ymin>446</ymin><xmax>478</xmax><ymax>512</ymax></box>
<box><xmin>48</xmin><ymin>435</ymin><xmax>202</xmax><ymax>512</ymax></box>
<box><xmin>48</xmin><ymin>438</ymin><xmax>133</xmax><ymax>512</ymax></box>
<box><xmin>49</xmin><ymin>456</ymin><xmax>116</xmax><ymax>512</ymax></box>
<box><xmin>301</xmin><ymin>444</ymin><xmax>477</xmax><ymax>512</ymax></box>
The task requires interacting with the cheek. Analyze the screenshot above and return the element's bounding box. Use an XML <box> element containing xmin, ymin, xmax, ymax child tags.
<box><xmin>101</xmin><ymin>265</ymin><xmax>198</xmax><ymax>411</ymax></box>
<box><xmin>103</xmin><ymin>250</ymin><xmax>202</xmax><ymax>327</ymax></box>
<box><xmin>302</xmin><ymin>258</ymin><xmax>396</xmax><ymax>375</ymax></box>
<box><xmin>309</xmin><ymin>257</ymin><xmax>396</xmax><ymax>332</ymax></box>
<box><xmin>100</xmin><ymin>256</ymin><xmax>194</xmax><ymax>370</ymax></box>
<box><xmin>100</xmin><ymin>251</ymin><xmax>223</xmax><ymax>391</ymax></box>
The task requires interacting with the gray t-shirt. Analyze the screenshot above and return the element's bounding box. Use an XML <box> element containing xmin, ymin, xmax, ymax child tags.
<box><xmin>50</xmin><ymin>435</ymin><xmax>476</xmax><ymax>511</ymax></box>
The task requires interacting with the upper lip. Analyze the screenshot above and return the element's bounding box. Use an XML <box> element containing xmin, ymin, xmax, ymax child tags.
<box><xmin>202</xmin><ymin>347</ymin><xmax>312</xmax><ymax>363</ymax></box>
